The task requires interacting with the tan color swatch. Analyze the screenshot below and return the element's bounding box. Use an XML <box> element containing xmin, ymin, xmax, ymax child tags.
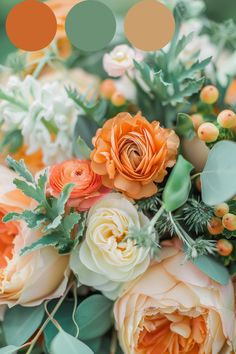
<box><xmin>6</xmin><ymin>0</ymin><xmax>57</xmax><ymax>52</ymax></box>
<box><xmin>124</xmin><ymin>0</ymin><xmax>175</xmax><ymax>52</ymax></box>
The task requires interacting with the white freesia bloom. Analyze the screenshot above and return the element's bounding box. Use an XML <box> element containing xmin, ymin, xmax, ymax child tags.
<box><xmin>0</xmin><ymin>75</ymin><xmax>78</xmax><ymax>165</ymax></box>
<box><xmin>70</xmin><ymin>193</ymin><xmax>150</xmax><ymax>300</ymax></box>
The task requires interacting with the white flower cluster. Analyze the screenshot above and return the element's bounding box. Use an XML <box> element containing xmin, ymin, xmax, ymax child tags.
<box><xmin>0</xmin><ymin>75</ymin><xmax>78</xmax><ymax>165</ymax></box>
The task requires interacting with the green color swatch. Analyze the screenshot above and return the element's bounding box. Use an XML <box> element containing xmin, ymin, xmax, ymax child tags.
<box><xmin>65</xmin><ymin>1</ymin><xmax>116</xmax><ymax>52</ymax></box>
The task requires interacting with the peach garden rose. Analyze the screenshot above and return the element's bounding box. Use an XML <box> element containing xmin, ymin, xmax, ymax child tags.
<box><xmin>0</xmin><ymin>165</ymin><xmax>69</xmax><ymax>307</ymax></box>
<box><xmin>91</xmin><ymin>112</ymin><xmax>179</xmax><ymax>199</ymax></box>
<box><xmin>114</xmin><ymin>239</ymin><xmax>235</xmax><ymax>354</ymax></box>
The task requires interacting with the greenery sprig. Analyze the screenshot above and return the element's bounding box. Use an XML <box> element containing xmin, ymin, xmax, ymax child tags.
<box><xmin>3</xmin><ymin>157</ymin><xmax>86</xmax><ymax>255</ymax></box>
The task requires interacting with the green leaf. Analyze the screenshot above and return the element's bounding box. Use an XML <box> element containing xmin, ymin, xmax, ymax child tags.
<box><xmin>56</xmin><ymin>183</ymin><xmax>75</xmax><ymax>216</ymax></box>
<box><xmin>175</xmin><ymin>33</ymin><xmax>194</xmax><ymax>57</ymax></box>
<box><xmin>37</xmin><ymin>170</ymin><xmax>48</xmax><ymax>191</ymax></box>
<box><xmin>163</xmin><ymin>155</ymin><xmax>194</xmax><ymax>212</ymax></box>
<box><xmin>13</xmin><ymin>179</ymin><xmax>41</xmax><ymax>203</ymax></box>
<box><xmin>201</xmin><ymin>141</ymin><xmax>236</xmax><ymax>206</ymax></box>
<box><xmin>3</xmin><ymin>210</ymin><xmax>47</xmax><ymax>229</ymax></box>
<box><xmin>192</xmin><ymin>255</ymin><xmax>230</xmax><ymax>285</ymax></box>
<box><xmin>0</xmin><ymin>129</ymin><xmax>23</xmax><ymax>154</ymax></box>
<box><xmin>3</xmin><ymin>305</ymin><xmax>44</xmax><ymax>346</ymax></box>
<box><xmin>0</xmin><ymin>346</ymin><xmax>20</xmax><ymax>354</ymax></box>
<box><xmin>6</xmin><ymin>157</ymin><xmax>35</xmax><ymax>184</ymax></box>
<box><xmin>73</xmin><ymin>136</ymin><xmax>92</xmax><ymax>159</ymax></box>
<box><xmin>50</xmin><ymin>330</ymin><xmax>94</xmax><ymax>354</ymax></box>
<box><xmin>20</xmin><ymin>232</ymin><xmax>60</xmax><ymax>255</ymax></box>
<box><xmin>44</xmin><ymin>215</ymin><xmax>63</xmax><ymax>232</ymax></box>
<box><xmin>178</xmin><ymin>57</ymin><xmax>211</xmax><ymax>81</ymax></box>
<box><xmin>176</xmin><ymin>113</ymin><xmax>195</xmax><ymax>140</ymax></box>
<box><xmin>44</xmin><ymin>300</ymin><xmax>76</xmax><ymax>352</ymax></box>
<box><xmin>75</xmin><ymin>294</ymin><xmax>113</xmax><ymax>341</ymax></box>
<box><xmin>62</xmin><ymin>212</ymin><xmax>81</xmax><ymax>236</ymax></box>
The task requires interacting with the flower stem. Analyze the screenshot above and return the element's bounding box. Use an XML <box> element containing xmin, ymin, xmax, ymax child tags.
<box><xmin>25</xmin><ymin>281</ymin><xmax>74</xmax><ymax>354</ymax></box>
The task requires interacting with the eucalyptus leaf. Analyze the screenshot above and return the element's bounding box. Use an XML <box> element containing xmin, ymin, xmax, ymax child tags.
<box><xmin>3</xmin><ymin>305</ymin><xmax>44</xmax><ymax>346</ymax></box>
<box><xmin>73</xmin><ymin>136</ymin><xmax>92</xmax><ymax>159</ymax></box>
<box><xmin>163</xmin><ymin>155</ymin><xmax>194</xmax><ymax>212</ymax></box>
<box><xmin>192</xmin><ymin>255</ymin><xmax>230</xmax><ymax>285</ymax></box>
<box><xmin>75</xmin><ymin>294</ymin><xmax>113</xmax><ymax>341</ymax></box>
<box><xmin>0</xmin><ymin>345</ymin><xmax>19</xmax><ymax>354</ymax></box>
<box><xmin>201</xmin><ymin>141</ymin><xmax>236</xmax><ymax>206</ymax></box>
<box><xmin>50</xmin><ymin>330</ymin><xmax>94</xmax><ymax>354</ymax></box>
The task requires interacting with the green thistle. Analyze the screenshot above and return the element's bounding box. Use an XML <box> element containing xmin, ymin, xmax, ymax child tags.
<box><xmin>183</xmin><ymin>199</ymin><xmax>214</xmax><ymax>234</ymax></box>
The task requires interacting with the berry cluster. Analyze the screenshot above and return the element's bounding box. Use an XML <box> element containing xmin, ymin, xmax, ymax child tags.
<box><xmin>100</xmin><ymin>79</ymin><xmax>126</xmax><ymax>107</ymax></box>
<box><xmin>207</xmin><ymin>202</ymin><xmax>236</xmax><ymax>256</ymax></box>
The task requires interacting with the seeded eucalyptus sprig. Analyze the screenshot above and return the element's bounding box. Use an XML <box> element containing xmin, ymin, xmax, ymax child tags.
<box><xmin>3</xmin><ymin>157</ymin><xmax>86</xmax><ymax>255</ymax></box>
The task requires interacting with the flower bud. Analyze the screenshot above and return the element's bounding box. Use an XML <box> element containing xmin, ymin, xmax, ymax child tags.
<box><xmin>191</xmin><ymin>114</ymin><xmax>204</xmax><ymax>131</ymax></box>
<box><xmin>198</xmin><ymin>123</ymin><xmax>219</xmax><ymax>143</ymax></box>
<box><xmin>207</xmin><ymin>217</ymin><xmax>224</xmax><ymax>235</ymax></box>
<box><xmin>222</xmin><ymin>213</ymin><xmax>236</xmax><ymax>231</ymax></box>
<box><xmin>200</xmin><ymin>85</ymin><xmax>219</xmax><ymax>104</ymax></box>
<box><xmin>217</xmin><ymin>239</ymin><xmax>233</xmax><ymax>256</ymax></box>
<box><xmin>217</xmin><ymin>110</ymin><xmax>236</xmax><ymax>129</ymax></box>
<box><xmin>214</xmin><ymin>203</ymin><xmax>229</xmax><ymax>218</ymax></box>
<box><xmin>100</xmin><ymin>79</ymin><xmax>116</xmax><ymax>99</ymax></box>
<box><xmin>111</xmin><ymin>92</ymin><xmax>126</xmax><ymax>106</ymax></box>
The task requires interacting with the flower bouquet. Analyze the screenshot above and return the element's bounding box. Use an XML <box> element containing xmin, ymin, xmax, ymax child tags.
<box><xmin>0</xmin><ymin>0</ymin><xmax>236</xmax><ymax>353</ymax></box>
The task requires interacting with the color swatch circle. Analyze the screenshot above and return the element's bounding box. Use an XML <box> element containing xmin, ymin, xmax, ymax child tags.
<box><xmin>124</xmin><ymin>0</ymin><xmax>175</xmax><ymax>52</ymax></box>
<box><xmin>65</xmin><ymin>1</ymin><xmax>116</xmax><ymax>52</ymax></box>
<box><xmin>6</xmin><ymin>0</ymin><xmax>57</xmax><ymax>52</ymax></box>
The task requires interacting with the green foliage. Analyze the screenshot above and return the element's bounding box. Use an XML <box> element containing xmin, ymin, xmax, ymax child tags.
<box><xmin>0</xmin><ymin>129</ymin><xmax>23</xmax><ymax>154</ymax></box>
<box><xmin>192</xmin><ymin>255</ymin><xmax>230</xmax><ymax>285</ymax></box>
<box><xmin>44</xmin><ymin>300</ymin><xmax>77</xmax><ymax>351</ymax></box>
<box><xmin>202</xmin><ymin>19</ymin><xmax>236</xmax><ymax>50</ymax></box>
<box><xmin>50</xmin><ymin>330</ymin><xmax>94</xmax><ymax>354</ymax></box>
<box><xmin>183</xmin><ymin>199</ymin><xmax>214</xmax><ymax>234</ymax></box>
<box><xmin>73</xmin><ymin>136</ymin><xmax>92</xmax><ymax>159</ymax></box>
<box><xmin>137</xmin><ymin>192</ymin><xmax>161</xmax><ymax>213</ymax></box>
<box><xmin>175</xmin><ymin>113</ymin><xmax>195</xmax><ymax>140</ymax></box>
<box><xmin>201</xmin><ymin>141</ymin><xmax>236</xmax><ymax>206</ymax></box>
<box><xmin>3</xmin><ymin>305</ymin><xmax>44</xmax><ymax>347</ymax></box>
<box><xmin>75</xmin><ymin>295</ymin><xmax>113</xmax><ymax>341</ymax></box>
<box><xmin>4</xmin><ymin>157</ymin><xmax>86</xmax><ymax>255</ymax></box>
<box><xmin>163</xmin><ymin>155</ymin><xmax>194</xmax><ymax>212</ymax></box>
<box><xmin>0</xmin><ymin>345</ymin><xmax>20</xmax><ymax>354</ymax></box>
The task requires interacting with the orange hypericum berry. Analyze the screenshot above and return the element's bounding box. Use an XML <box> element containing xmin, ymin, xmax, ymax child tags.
<box><xmin>207</xmin><ymin>217</ymin><xmax>224</xmax><ymax>235</ymax></box>
<box><xmin>100</xmin><ymin>79</ymin><xmax>116</xmax><ymax>99</ymax></box>
<box><xmin>191</xmin><ymin>114</ymin><xmax>204</xmax><ymax>130</ymax></box>
<box><xmin>111</xmin><ymin>92</ymin><xmax>126</xmax><ymax>106</ymax></box>
<box><xmin>200</xmin><ymin>85</ymin><xmax>219</xmax><ymax>104</ymax></box>
<box><xmin>214</xmin><ymin>203</ymin><xmax>230</xmax><ymax>218</ymax></box>
<box><xmin>216</xmin><ymin>239</ymin><xmax>233</xmax><ymax>256</ymax></box>
<box><xmin>217</xmin><ymin>109</ymin><xmax>236</xmax><ymax>129</ymax></box>
<box><xmin>198</xmin><ymin>123</ymin><xmax>219</xmax><ymax>143</ymax></box>
<box><xmin>222</xmin><ymin>213</ymin><xmax>236</xmax><ymax>231</ymax></box>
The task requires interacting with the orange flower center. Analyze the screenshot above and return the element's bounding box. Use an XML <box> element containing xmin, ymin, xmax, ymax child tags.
<box><xmin>0</xmin><ymin>210</ymin><xmax>19</xmax><ymax>269</ymax></box>
<box><xmin>137</xmin><ymin>310</ymin><xmax>207</xmax><ymax>354</ymax></box>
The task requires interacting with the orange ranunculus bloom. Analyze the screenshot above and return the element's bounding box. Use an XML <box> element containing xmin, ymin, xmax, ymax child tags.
<box><xmin>91</xmin><ymin>112</ymin><xmax>179</xmax><ymax>199</ymax></box>
<box><xmin>48</xmin><ymin>160</ymin><xmax>110</xmax><ymax>211</ymax></box>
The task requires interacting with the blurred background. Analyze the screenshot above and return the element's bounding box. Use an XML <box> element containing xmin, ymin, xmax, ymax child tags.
<box><xmin>0</xmin><ymin>0</ymin><xmax>236</xmax><ymax>64</ymax></box>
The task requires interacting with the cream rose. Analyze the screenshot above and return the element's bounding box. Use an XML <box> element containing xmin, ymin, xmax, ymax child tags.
<box><xmin>114</xmin><ymin>240</ymin><xmax>235</xmax><ymax>354</ymax></box>
<box><xmin>0</xmin><ymin>166</ymin><xmax>69</xmax><ymax>307</ymax></box>
<box><xmin>70</xmin><ymin>193</ymin><xmax>150</xmax><ymax>299</ymax></box>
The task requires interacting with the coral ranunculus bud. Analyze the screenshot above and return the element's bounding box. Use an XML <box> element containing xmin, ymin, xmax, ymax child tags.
<box><xmin>214</xmin><ymin>203</ymin><xmax>230</xmax><ymax>218</ymax></box>
<box><xmin>100</xmin><ymin>79</ymin><xmax>116</xmax><ymax>99</ymax></box>
<box><xmin>200</xmin><ymin>85</ymin><xmax>219</xmax><ymax>104</ymax></box>
<box><xmin>198</xmin><ymin>123</ymin><xmax>219</xmax><ymax>143</ymax></box>
<box><xmin>217</xmin><ymin>239</ymin><xmax>233</xmax><ymax>257</ymax></box>
<box><xmin>222</xmin><ymin>213</ymin><xmax>236</xmax><ymax>231</ymax></box>
<box><xmin>111</xmin><ymin>92</ymin><xmax>126</xmax><ymax>106</ymax></box>
<box><xmin>207</xmin><ymin>217</ymin><xmax>224</xmax><ymax>235</ymax></box>
<box><xmin>191</xmin><ymin>113</ymin><xmax>204</xmax><ymax>130</ymax></box>
<box><xmin>217</xmin><ymin>109</ymin><xmax>236</xmax><ymax>129</ymax></box>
